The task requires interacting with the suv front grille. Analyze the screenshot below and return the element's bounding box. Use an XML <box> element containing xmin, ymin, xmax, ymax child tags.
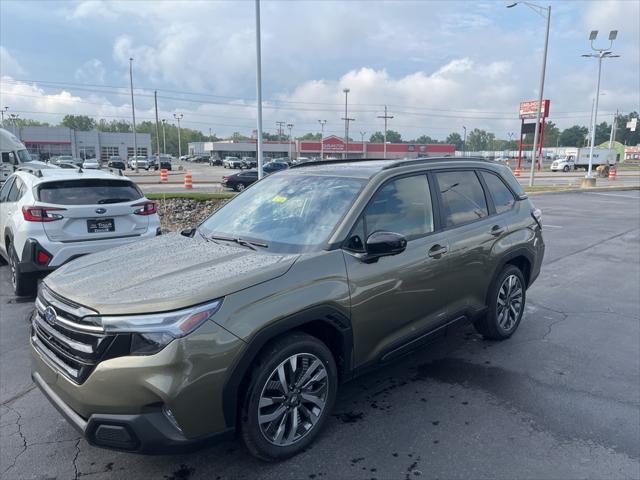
<box><xmin>31</xmin><ymin>285</ymin><xmax>113</xmax><ymax>384</ymax></box>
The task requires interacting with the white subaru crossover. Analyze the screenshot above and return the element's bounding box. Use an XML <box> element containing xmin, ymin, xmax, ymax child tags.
<box><xmin>0</xmin><ymin>166</ymin><xmax>161</xmax><ymax>295</ymax></box>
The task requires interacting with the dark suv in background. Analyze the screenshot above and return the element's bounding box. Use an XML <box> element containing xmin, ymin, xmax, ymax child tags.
<box><xmin>31</xmin><ymin>158</ymin><xmax>544</xmax><ymax>461</ymax></box>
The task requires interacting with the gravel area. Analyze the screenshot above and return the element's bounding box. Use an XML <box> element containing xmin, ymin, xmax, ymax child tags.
<box><xmin>156</xmin><ymin>197</ymin><xmax>229</xmax><ymax>232</ymax></box>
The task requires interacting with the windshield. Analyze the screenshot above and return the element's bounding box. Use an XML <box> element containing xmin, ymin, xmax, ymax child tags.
<box><xmin>17</xmin><ymin>149</ymin><xmax>33</xmax><ymax>163</ymax></box>
<box><xmin>199</xmin><ymin>174</ymin><xmax>364</xmax><ymax>253</ymax></box>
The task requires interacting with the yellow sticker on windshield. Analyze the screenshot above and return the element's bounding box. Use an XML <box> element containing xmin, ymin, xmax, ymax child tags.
<box><xmin>272</xmin><ymin>195</ymin><xmax>287</xmax><ymax>203</ymax></box>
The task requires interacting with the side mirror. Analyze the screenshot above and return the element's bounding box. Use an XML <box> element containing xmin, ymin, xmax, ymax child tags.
<box><xmin>361</xmin><ymin>231</ymin><xmax>407</xmax><ymax>262</ymax></box>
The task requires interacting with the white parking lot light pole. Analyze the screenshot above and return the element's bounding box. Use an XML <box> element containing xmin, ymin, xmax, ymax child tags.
<box><xmin>129</xmin><ymin>58</ymin><xmax>138</xmax><ymax>173</ymax></box>
<box><xmin>1</xmin><ymin>107</ymin><xmax>8</xmax><ymax>127</ymax></box>
<box><xmin>507</xmin><ymin>2</ymin><xmax>551</xmax><ymax>187</ymax></box>
<box><xmin>173</xmin><ymin>113</ymin><xmax>183</xmax><ymax>159</ymax></box>
<box><xmin>318</xmin><ymin>120</ymin><xmax>327</xmax><ymax>160</ymax></box>
<box><xmin>462</xmin><ymin>126</ymin><xmax>467</xmax><ymax>156</ymax></box>
<box><xmin>161</xmin><ymin>119</ymin><xmax>167</xmax><ymax>154</ymax></box>
<box><xmin>255</xmin><ymin>0</ymin><xmax>265</xmax><ymax>180</ymax></box>
<box><xmin>582</xmin><ymin>30</ymin><xmax>619</xmax><ymax>180</ymax></box>
<box><xmin>287</xmin><ymin>123</ymin><xmax>294</xmax><ymax>160</ymax></box>
<box><xmin>360</xmin><ymin>131</ymin><xmax>367</xmax><ymax>159</ymax></box>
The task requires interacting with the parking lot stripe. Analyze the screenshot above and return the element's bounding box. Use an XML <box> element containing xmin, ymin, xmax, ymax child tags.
<box><xmin>586</xmin><ymin>192</ymin><xmax>640</xmax><ymax>199</ymax></box>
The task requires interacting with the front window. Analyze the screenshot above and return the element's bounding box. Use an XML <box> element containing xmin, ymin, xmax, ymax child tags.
<box><xmin>17</xmin><ymin>149</ymin><xmax>33</xmax><ymax>163</ymax></box>
<box><xmin>199</xmin><ymin>174</ymin><xmax>364</xmax><ymax>253</ymax></box>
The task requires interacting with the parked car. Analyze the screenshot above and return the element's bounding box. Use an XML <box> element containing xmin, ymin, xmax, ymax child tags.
<box><xmin>222</xmin><ymin>161</ymin><xmax>290</xmax><ymax>191</ymax></box>
<box><xmin>0</xmin><ymin>167</ymin><xmax>160</xmax><ymax>296</ymax></box>
<box><xmin>128</xmin><ymin>156</ymin><xmax>150</xmax><ymax>170</ymax></box>
<box><xmin>82</xmin><ymin>158</ymin><xmax>100</xmax><ymax>169</ymax></box>
<box><xmin>107</xmin><ymin>157</ymin><xmax>126</xmax><ymax>170</ymax></box>
<box><xmin>29</xmin><ymin>157</ymin><xmax>544</xmax><ymax>460</ymax></box>
<box><xmin>240</xmin><ymin>157</ymin><xmax>257</xmax><ymax>169</ymax></box>
<box><xmin>1</xmin><ymin>127</ymin><xmax>40</xmax><ymax>184</ymax></box>
<box><xmin>158</xmin><ymin>155</ymin><xmax>173</xmax><ymax>171</ymax></box>
<box><xmin>50</xmin><ymin>155</ymin><xmax>75</xmax><ymax>166</ymax></box>
<box><xmin>223</xmin><ymin>156</ymin><xmax>243</xmax><ymax>169</ymax></box>
<box><xmin>209</xmin><ymin>156</ymin><xmax>223</xmax><ymax>166</ymax></box>
<box><xmin>57</xmin><ymin>160</ymin><xmax>79</xmax><ymax>169</ymax></box>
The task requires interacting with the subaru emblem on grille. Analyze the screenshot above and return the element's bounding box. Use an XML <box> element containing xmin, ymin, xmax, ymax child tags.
<box><xmin>44</xmin><ymin>306</ymin><xmax>57</xmax><ymax>326</ymax></box>
<box><xmin>95</xmin><ymin>208</ymin><xmax>107</xmax><ymax>214</ymax></box>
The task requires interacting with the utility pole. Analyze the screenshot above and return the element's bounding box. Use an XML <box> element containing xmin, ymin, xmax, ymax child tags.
<box><xmin>341</xmin><ymin>88</ymin><xmax>354</xmax><ymax>159</ymax></box>
<box><xmin>287</xmin><ymin>123</ymin><xmax>294</xmax><ymax>160</ymax></box>
<box><xmin>318</xmin><ymin>120</ymin><xmax>327</xmax><ymax>160</ymax></box>
<box><xmin>161</xmin><ymin>119</ymin><xmax>167</xmax><ymax>154</ymax></box>
<box><xmin>129</xmin><ymin>57</ymin><xmax>138</xmax><ymax>173</ymax></box>
<box><xmin>463</xmin><ymin>126</ymin><xmax>467</xmax><ymax>156</ymax></box>
<box><xmin>377</xmin><ymin>105</ymin><xmax>394</xmax><ymax>159</ymax></box>
<box><xmin>1</xmin><ymin>107</ymin><xmax>8</xmax><ymax>127</ymax></box>
<box><xmin>360</xmin><ymin>131</ymin><xmax>367</xmax><ymax>159</ymax></box>
<box><xmin>173</xmin><ymin>113</ymin><xmax>183</xmax><ymax>159</ymax></box>
<box><xmin>276</xmin><ymin>121</ymin><xmax>286</xmax><ymax>142</ymax></box>
<box><xmin>154</xmin><ymin>90</ymin><xmax>161</xmax><ymax>159</ymax></box>
<box><xmin>9</xmin><ymin>114</ymin><xmax>19</xmax><ymax>137</ymax></box>
<box><xmin>255</xmin><ymin>0</ymin><xmax>265</xmax><ymax>179</ymax></box>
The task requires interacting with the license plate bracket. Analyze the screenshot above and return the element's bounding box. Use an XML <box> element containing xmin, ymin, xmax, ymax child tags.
<box><xmin>87</xmin><ymin>218</ymin><xmax>115</xmax><ymax>233</ymax></box>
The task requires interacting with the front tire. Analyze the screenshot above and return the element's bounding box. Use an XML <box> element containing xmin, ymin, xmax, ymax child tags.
<box><xmin>240</xmin><ymin>333</ymin><xmax>337</xmax><ymax>461</ymax></box>
<box><xmin>234</xmin><ymin>183</ymin><xmax>246</xmax><ymax>192</ymax></box>
<box><xmin>563</xmin><ymin>165</ymin><xmax>569</xmax><ymax>172</ymax></box>
<box><xmin>474</xmin><ymin>264</ymin><xmax>526</xmax><ymax>340</ymax></box>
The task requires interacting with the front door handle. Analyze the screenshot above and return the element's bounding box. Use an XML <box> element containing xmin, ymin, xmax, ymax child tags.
<box><xmin>490</xmin><ymin>225</ymin><xmax>505</xmax><ymax>236</ymax></box>
<box><xmin>428</xmin><ymin>244</ymin><xmax>448</xmax><ymax>258</ymax></box>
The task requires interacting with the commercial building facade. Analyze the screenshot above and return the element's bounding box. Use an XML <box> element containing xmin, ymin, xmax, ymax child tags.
<box><xmin>10</xmin><ymin>126</ymin><xmax>151</xmax><ymax>161</ymax></box>
<box><xmin>189</xmin><ymin>135</ymin><xmax>455</xmax><ymax>160</ymax></box>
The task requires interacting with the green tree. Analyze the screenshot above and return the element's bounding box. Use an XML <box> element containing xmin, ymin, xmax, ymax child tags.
<box><xmin>262</xmin><ymin>132</ymin><xmax>281</xmax><ymax>141</ymax></box>
<box><xmin>559</xmin><ymin>125</ymin><xmax>588</xmax><ymax>147</ymax></box>
<box><xmin>445</xmin><ymin>132</ymin><xmax>464</xmax><ymax>149</ymax></box>
<box><xmin>12</xmin><ymin>118</ymin><xmax>50</xmax><ymax>127</ymax></box>
<box><xmin>412</xmin><ymin>135</ymin><xmax>438</xmax><ymax>144</ymax></box>
<box><xmin>369</xmin><ymin>131</ymin><xmax>384</xmax><ymax>143</ymax></box>
<box><xmin>60</xmin><ymin>114</ymin><xmax>96</xmax><ymax>131</ymax></box>
<box><xmin>369</xmin><ymin>130</ymin><xmax>402</xmax><ymax>143</ymax></box>
<box><xmin>96</xmin><ymin>119</ymin><xmax>132</xmax><ymax>133</ymax></box>
<box><xmin>466</xmin><ymin>128</ymin><xmax>495</xmax><ymax>151</ymax></box>
<box><xmin>297</xmin><ymin>132</ymin><xmax>322</xmax><ymax>141</ymax></box>
<box><xmin>616</xmin><ymin>111</ymin><xmax>640</xmax><ymax>147</ymax></box>
<box><xmin>593</xmin><ymin>121</ymin><xmax>611</xmax><ymax>146</ymax></box>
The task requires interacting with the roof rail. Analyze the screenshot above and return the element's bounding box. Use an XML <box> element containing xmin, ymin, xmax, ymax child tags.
<box><xmin>15</xmin><ymin>166</ymin><xmax>43</xmax><ymax>177</ymax></box>
<box><xmin>382</xmin><ymin>156</ymin><xmax>490</xmax><ymax>170</ymax></box>
<box><xmin>289</xmin><ymin>157</ymin><xmax>390</xmax><ymax>169</ymax></box>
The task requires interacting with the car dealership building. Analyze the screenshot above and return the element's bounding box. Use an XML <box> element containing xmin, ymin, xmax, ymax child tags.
<box><xmin>189</xmin><ymin>135</ymin><xmax>455</xmax><ymax>160</ymax></box>
<box><xmin>8</xmin><ymin>126</ymin><xmax>151</xmax><ymax>161</ymax></box>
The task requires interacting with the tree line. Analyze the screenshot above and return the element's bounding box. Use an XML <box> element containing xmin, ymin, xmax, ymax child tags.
<box><xmin>6</xmin><ymin>112</ymin><xmax>638</xmax><ymax>156</ymax></box>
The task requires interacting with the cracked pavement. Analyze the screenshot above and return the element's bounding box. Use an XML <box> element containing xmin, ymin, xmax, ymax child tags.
<box><xmin>1</xmin><ymin>190</ymin><xmax>639</xmax><ymax>479</ymax></box>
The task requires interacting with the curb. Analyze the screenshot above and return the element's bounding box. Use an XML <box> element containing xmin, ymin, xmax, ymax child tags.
<box><xmin>526</xmin><ymin>185</ymin><xmax>640</xmax><ymax>196</ymax></box>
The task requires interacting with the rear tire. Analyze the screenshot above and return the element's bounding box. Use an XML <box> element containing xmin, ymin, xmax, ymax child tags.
<box><xmin>474</xmin><ymin>264</ymin><xmax>526</xmax><ymax>340</ymax></box>
<box><xmin>235</xmin><ymin>183</ymin><xmax>246</xmax><ymax>192</ymax></box>
<box><xmin>8</xmin><ymin>242</ymin><xmax>37</xmax><ymax>297</ymax></box>
<box><xmin>240</xmin><ymin>333</ymin><xmax>337</xmax><ymax>461</ymax></box>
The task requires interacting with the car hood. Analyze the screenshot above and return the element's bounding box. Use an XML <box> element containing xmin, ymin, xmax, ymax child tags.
<box><xmin>43</xmin><ymin>232</ymin><xmax>299</xmax><ymax>315</ymax></box>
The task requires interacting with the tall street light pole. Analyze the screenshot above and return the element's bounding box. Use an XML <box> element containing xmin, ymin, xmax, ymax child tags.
<box><xmin>154</xmin><ymin>90</ymin><xmax>161</xmax><ymax>160</ymax></box>
<box><xmin>582</xmin><ymin>30</ymin><xmax>619</xmax><ymax>183</ymax></box>
<box><xmin>287</xmin><ymin>123</ymin><xmax>294</xmax><ymax>160</ymax></box>
<box><xmin>1</xmin><ymin>107</ymin><xmax>8</xmax><ymax>127</ymax></box>
<box><xmin>255</xmin><ymin>0</ymin><xmax>265</xmax><ymax>179</ymax></box>
<box><xmin>173</xmin><ymin>113</ymin><xmax>183</xmax><ymax>159</ymax></box>
<box><xmin>129</xmin><ymin>57</ymin><xmax>139</xmax><ymax>173</ymax></box>
<box><xmin>462</xmin><ymin>126</ymin><xmax>467</xmax><ymax>156</ymax></box>
<box><xmin>318</xmin><ymin>120</ymin><xmax>327</xmax><ymax>159</ymax></box>
<box><xmin>360</xmin><ymin>131</ymin><xmax>367</xmax><ymax>159</ymax></box>
<box><xmin>507</xmin><ymin>2</ymin><xmax>551</xmax><ymax>187</ymax></box>
<box><xmin>341</xmin><ymin>88</ymin><xmax>355</xmax><ymax>159</ymax></box>
<box><xmin>161</xmin><ymin>119</ymin><xmax>167</xmax><ymax>154</ymax></box>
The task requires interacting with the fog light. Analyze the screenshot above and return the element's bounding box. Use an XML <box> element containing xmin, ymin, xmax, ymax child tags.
<box><xmin>36</xmin><ymin>250</ymin><xmax>52</xmax><ymax>265</ymax></box>
<box><xmin>162</xmin><ymin>406</ymin><xmax>183</xmax><ymax>434</ymax></box>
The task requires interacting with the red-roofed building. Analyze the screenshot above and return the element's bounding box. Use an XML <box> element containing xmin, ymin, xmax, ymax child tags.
<box><xmin>298</xmin><ymin>135</ymin><xmax>455</xmax><ymax>159</ymax></box>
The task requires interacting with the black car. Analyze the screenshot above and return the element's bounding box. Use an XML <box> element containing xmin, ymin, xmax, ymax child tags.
<box><xmin>107</xmin><ymin>159</ymin><xmax>126</xmax><ymax>170</ymax></box>
<box><xmin>192</xmin><ymin>155</ymin><xmax>210</xmax><ymax>164</ymax></box>
<box><xmin>160</xmin><ymin>160</ymin><xmax>172</xmax><ymax>171</ymax></box>
<box><xmin>209</xmin><ymin>157</ymin><xmax>223</xmax><ymax>166</ymax></box>
<box><xmin>222</xmin><ymin>162</ymin><xmax>290</xmax><ymax>191</ymax></box>
<box><xmin>241</xmin><ymin>157</ymin><xmax>257</xmax><ymax>169</ymax></box>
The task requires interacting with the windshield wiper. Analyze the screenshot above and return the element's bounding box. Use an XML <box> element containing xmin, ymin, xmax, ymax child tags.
<box><xmin>209</xmin><ymin>235</ymin><xmax>268</xmax><ymax>250</ymax></box>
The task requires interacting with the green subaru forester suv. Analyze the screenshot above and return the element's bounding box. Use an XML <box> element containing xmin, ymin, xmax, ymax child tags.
<box><xmin>31</xmin><ymin>158</ymin><xmax>544</xmax><ymax>460</ymax></box>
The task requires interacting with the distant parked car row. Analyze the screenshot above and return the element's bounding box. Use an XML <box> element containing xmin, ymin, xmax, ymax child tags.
<box><xmin>221</xmin><ymin>160</ymin><xmax>290</xmax><ymax>191</ymax></box>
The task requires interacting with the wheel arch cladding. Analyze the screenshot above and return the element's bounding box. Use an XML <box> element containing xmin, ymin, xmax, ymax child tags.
<box><xmin>221</xmin><ymin>305</ymin><xmax>353</xmax><ymax>429</ymax></box>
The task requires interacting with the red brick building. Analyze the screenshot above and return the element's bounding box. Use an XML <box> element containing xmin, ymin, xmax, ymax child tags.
<box><xmin>299</xmin><ymin>135</ymin><xmax>455</xmax><ymax>159</ymax></box>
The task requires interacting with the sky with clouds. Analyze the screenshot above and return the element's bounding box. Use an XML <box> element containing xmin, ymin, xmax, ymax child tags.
<box><xmin>0</xmin><ymin>0</ymin><xmax>638</xmax><ymax>140</ymax></box>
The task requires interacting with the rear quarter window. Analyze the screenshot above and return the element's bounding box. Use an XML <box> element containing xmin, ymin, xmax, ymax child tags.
<box><xmin>481</xmin><ymin>171</ymin><xmax>516</xmax><ymax>214</ymax></box>
<box><xmin>37</xmin><ymin>179</ymin><xmax>143</xmax><ymax>205</ymax></box>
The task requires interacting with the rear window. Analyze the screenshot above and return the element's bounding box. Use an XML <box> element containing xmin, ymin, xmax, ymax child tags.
<box><xmin>37</xmin><ymin>179</ymin><xmax>143</xmax><ymax>205</ymax></box>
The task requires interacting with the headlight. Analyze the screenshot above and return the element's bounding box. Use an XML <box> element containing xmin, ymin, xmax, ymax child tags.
<box><xmin>89</xmin><ymin>299</ymin><xmax>223</xmax><ymax>355</ymax></box>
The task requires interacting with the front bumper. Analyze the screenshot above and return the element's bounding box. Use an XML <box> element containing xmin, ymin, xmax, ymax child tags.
<box><xmin>32</xmin><ymin>371</ymin><xmax>233</xmax><ymax>453</ymax></box>
<box><xmin>30</xmin><ymin>317</ymin><xmax>245</xmax><ymax>454</ymax></box>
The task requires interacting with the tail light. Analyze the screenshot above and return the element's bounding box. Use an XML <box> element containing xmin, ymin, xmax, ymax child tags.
<box><xmin>22</xmin><ymin>206</ymin><xmax>65</xmax><ymax>222</ymax></box>
<box><xmin>36</xmin><ymin>249</ymin><xmax>52</xmax><ymax>265</ymax></box>
<box><xmin>222</xmin><ymin>176</ymin><xmax>229</xmax><ymax>182</ymax></box>
<box><xmin>531</xmin><ymin>207</ymin><xmax>542</xmax><ymax>228</ymax></box>
<box><xmin>132</xmin><ymin>201</ymin><xmax>157</xmax><ymax>216</ymax></box>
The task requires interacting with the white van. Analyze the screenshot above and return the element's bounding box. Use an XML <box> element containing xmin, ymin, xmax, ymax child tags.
<box><xmin>0</xmin><ymin>128</ymin><xmax>46</xmax><ymax>183</ymax></box>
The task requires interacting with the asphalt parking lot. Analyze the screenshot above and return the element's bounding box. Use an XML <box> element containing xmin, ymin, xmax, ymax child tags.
<box><xmin>1</xmin><ymin>190</ymin><xmax>639</xmax><ymax>480</ymax></box>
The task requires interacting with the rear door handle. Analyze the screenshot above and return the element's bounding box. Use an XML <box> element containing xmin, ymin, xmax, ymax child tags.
<box><xmin>428</xmin><ymin>244</ymin><xmax>448</xmax><ymax>258</ymax></box>
<box><xmin>490</xmin><ymin>225</ymin><xmax>506</xmax><ymax>236</ymax></box>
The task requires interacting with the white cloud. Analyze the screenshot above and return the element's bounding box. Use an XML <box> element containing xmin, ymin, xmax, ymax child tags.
<box><xmin>0</xmin><ymin>47</ymin><xmax>26</xmax><ymax>77</ymax></box>
<box><xmin>74</xmin><ymin>58</ymin><xmax>106</xmax><ymax>83</ymax></box>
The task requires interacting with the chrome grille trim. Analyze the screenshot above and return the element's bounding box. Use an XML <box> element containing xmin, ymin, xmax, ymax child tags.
<box><xmin>32</xmin><ymin>334</ymin><xmax>80</xmax><ymax>379</ymax></box>
<box><xmin>35</xmin><ymin>297</ymin><xmax>104</xmax><ymax>334</ymax></box>
<box><xmin>33</xmin><ymin>313</ymin><xmax>94</xmax><ymax>354</ymax></box>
